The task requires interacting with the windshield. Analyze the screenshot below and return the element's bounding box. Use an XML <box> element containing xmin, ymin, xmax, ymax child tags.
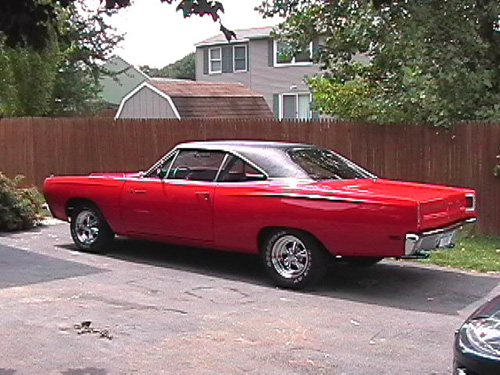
<box><xmin>287</xmin><ymin>148</ymin><xmax>375</xmax><ymax>180</ymax></box>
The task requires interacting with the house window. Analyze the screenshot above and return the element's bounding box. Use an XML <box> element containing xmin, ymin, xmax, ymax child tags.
<box><xmin>209</xmin><ymin>47</ymin><xmax>222</xmax><ymax>74</ymax></box>
<box><xmin>233</xmin><ymin>45</ymin><xmax>247</xmax><ymax>72</ymax></box>
<box><xmin>280</xmin><ymin>93</ymin><xmax>312</xmax><ymax>120</ymax></box>
<box><xmin>274</xmin><ymin>40</ymin><xmax>313</xmax><ymax>66</ymax></box>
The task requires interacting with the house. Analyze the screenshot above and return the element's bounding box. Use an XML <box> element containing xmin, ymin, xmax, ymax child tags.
<box><xmin>99</xmin><ymin>56</ymin><xmax>150</xmax><ymax>108</ymax></box>
<box><xmin>115</xmin><ymin>80</ymin><xmax>273</xmax><ymax>119</ymax></box>
<box><xmin>195</xmin><ymin>26</ymin><xmax>320</xmax><ymax>120</ymax></box>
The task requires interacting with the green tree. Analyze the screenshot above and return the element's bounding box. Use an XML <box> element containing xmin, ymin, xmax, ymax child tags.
<box><xmin>0</xmin><ymin>40</ymin><xmax>58</xmax><ymax>116</ymax></box>
<box><xmin>260</xmin><ymin>0</ymin><xmax>500</xmax><ymax>126</ymax></box>
<box><xmin>141</xmin><ymin>53</ymin><xmax>195</xmax><ymax>80</ymax></box>
<box><xmin>0</xmin><ymin>3</ymin><xmax>122</xmax><ymax>117</ymax></box>
<box><xmin>0</xmin><ymin>0</ymin><xmax>228</xmax><ymax>50</ymax></box>
<box><xmin>50</xmin><ymin>3</ymin><xmax>123</xmax><ymax>115</ymax></box>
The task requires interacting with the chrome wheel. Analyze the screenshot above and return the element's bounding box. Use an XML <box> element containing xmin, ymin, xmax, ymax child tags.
<box><xmin>271</xmin><ymin>235</ymin><xmax>310</xmax><ymax>279</ymax></box>
<box><xmin>74</xmin><ymin>209</ymin><xmax>100</xmax><ymax>246</ymax></box>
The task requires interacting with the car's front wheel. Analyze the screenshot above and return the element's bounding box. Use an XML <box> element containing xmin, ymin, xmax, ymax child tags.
<box><xmin>262</xmin><ymin>229</ymin><xmax>328</xmax><ymax>289</ymax></box>
<box><xmin>70</xmin><ymin>204</ymin><xmax>114</xmax><ymax>253</ymax></box>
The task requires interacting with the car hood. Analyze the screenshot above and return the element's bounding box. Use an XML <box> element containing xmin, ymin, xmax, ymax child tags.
<box><xmin>89</xmin><ymin>172</ymin><xmax>139</xmax><ymax>178</ymax></box>
<box><xmin>468</xmin><ymin>295</ymin><xmax>500</xmax><ymax>320</ymax></box>
<box><xmin>455</xmin><ymin>295</ymin><xmax>500</xmax><ymax>364</ymax></box>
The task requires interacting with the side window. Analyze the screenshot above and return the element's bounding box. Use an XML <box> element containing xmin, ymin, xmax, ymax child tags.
<box><xmin>147</xmin><ymin>153</ymin><xmax>175</xmax><ymax>178</ymax></box>
<box><xmin>218</xmin><ymin>155</ymin><xmax>266</xmax><ymax>182</ymax></box>
<box><xmin>168</xmin><ymin>150</ymin><xmax>225</xmax><ymax>182</ymax></box>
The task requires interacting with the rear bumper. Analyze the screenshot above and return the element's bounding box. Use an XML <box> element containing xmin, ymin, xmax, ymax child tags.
<box><xmin>404</xmin><ymin>218</ymin><xmax>477</xmax><ymax>257</ymax></box>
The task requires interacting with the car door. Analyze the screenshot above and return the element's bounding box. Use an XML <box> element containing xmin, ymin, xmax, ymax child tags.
<box><xmin>160</xmin><ymin>149</ymin><xmax>226</xmax><ymax>242</ymax></box>
<box><xmin>213</xmin><ymin>154</ymin><xmax>269</xmax><ymax>251</ymax></box>
<box><xmin>121</xmin><ymin>153</ymin><xmax>176</xmax><ymax>235</ymax></box>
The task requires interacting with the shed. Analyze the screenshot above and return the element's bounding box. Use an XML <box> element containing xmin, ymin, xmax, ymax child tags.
<box><xmin>115</xmin><ymin>80</ymin><xmax>273</xmax><ymax>119</ymax></box>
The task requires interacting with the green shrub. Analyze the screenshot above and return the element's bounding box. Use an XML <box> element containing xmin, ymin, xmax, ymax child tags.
<box><xmin>0</xmin><ymin>173</ymin><xmax>44</xmax><ymax>231</ymax></box>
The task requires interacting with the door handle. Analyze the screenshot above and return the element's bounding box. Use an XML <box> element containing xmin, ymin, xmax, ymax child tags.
<box><xmin>168</xmin><ymin>181</ymin><xmax>188</xmax><ymax>186</ymax></box>
<box><xmin>130</xmin><ymin>189</ymin><xmax>147</xmax><ymax>194</ymax></box>
<box><xmin>195</xmin><ymin>191</ymin><xmax>210</xmax><ymax>201</ymax></box>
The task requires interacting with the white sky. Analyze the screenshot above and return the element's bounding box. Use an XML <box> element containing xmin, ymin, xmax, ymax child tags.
<box><xmin>101</xmin><ymin>0</ymin><xmax>280</xmax><ymax>68</ymax></box>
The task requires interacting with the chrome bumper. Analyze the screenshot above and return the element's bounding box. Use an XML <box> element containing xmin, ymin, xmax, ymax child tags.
<box><xmin>404</xmin><ymin>218</ymin><xmax>477</xmax><ymax>258</ymax></box>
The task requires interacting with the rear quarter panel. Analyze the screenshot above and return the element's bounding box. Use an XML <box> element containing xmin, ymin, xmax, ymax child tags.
<box><xmin>43</xmin><ymin>176</ymin><xmax>126</xmax><ymax>233</ymax></box>
<box><xmin>213</xmin><ymin>182</ymin><xmax>418</xmax><ymax>257</ymax></box>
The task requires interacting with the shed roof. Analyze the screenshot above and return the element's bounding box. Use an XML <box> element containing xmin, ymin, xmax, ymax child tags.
<box><xmin>149</xmin><ymin>80</ymin><xmax>263</xmax><ymax>98</ymax></box>
<box><xmin>171</xmin><ymin>97</ymin><xmax>273</xmax><ymax>119</ymax></box>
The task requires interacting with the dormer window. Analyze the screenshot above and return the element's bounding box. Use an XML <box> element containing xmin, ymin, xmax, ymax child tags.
<box><xmin>209</xmin><ymin>47</ymin><xmax>222</xmax><ymax>74</ymax></box>
<box><xmin>274</xmin><ymin>40</ymin><xmax>313</xmax><ymax>66</ymax></box>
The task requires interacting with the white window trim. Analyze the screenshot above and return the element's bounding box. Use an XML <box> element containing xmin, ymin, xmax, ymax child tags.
<box><xmin>274</xmin><ymin>40</ymin><xmax>314</xmax><ymax>67</ymax></box>
<box><xmin>209</xmin><ymin>47</ymin><xmax>222</xmax><ymax>74</ymax></box>
<box><xmin>278</xmin><ymin>92</ymin><xmax>313</xmax><ymax>120</ymax></box>
<box><xmin>233</xmin><ymin>44</ymin><xmax>248</xmax><ymax>73</ymax></box>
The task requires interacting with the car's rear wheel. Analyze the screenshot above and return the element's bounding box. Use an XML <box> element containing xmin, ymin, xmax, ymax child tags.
<box><xmin>70</xmin><ymin>204</ymin><xmax>114</xmax><ymax>253</ymax></box>
<box><xmin>261</xmin><ymin>229</ymin><xmax>328</xmax><ymax>289</ymax></box>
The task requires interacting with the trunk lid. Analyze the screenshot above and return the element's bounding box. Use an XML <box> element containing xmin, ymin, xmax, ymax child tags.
<box><xmin>310</xmin><ymin>178</ymin><xmax>473</xmax><ymax>230</ymax></box>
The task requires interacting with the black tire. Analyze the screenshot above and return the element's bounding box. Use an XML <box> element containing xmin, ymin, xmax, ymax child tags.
<box><xmin>261</xmin><ymin>229</ymin><xmax>328</xmax><ymax>289</ymax></box>
<box><xmin>70</xmin><ymin>204</ymin><xmax>114</xmax><ymax>253</ymax></box>
<box><xmin>345</xmin><ymin>257</ymin><xmax>383</xmax><ymax>267</ymax></box>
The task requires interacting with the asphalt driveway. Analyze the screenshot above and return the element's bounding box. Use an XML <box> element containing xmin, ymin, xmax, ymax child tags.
<box><xmin>0</xmin><ymin>222</ymin><xmax>499</xmax><ymax>375</ymax></box>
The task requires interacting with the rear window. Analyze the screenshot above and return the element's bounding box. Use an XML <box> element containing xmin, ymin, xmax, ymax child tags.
<box><xmin>288</xmin><ymin>148</ymin><xmax>374</xmax><ymax>180</ymax></box>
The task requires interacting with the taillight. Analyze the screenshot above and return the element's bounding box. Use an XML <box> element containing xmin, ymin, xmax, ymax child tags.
<box><xmin>465</xmin><ymin>193</ymin><xmax>476</xmax><ymax>212</ymax></box>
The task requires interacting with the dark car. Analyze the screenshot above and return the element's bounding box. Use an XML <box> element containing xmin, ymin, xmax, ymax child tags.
<box><xmin>454</xmin><ymin>295</ymin><xmax>500</xmax><ymax>374</ymax></box>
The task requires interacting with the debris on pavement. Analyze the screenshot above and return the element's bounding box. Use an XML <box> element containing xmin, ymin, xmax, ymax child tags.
<box><xmin>74</xmin><ymin>321</ymin><xmax>113</xmax><ymax>340</ymax></box>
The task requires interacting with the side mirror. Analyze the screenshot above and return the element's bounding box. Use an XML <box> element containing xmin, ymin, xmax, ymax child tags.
<box><xmin>156</xmin><ymin>168</ymin><xmax>168</xmax><ymax>179</ymax></box>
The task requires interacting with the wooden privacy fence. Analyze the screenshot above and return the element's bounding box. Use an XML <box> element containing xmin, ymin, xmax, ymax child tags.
<box><xmin>0</xmin><ymin>117</ymin><xmax>499</xmax><ymax>235</ymax></box>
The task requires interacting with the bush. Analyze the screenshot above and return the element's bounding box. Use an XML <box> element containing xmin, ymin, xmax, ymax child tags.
<box><xmin>0</xmin><ymin>173</ymin><xmax>44</xmax><ymax>231</ymax></box>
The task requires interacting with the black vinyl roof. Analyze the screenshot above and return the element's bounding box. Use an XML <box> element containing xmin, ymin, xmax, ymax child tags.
<box><xmin>156</xmin><ymin>140</ymin><xmax>374</xmax><ymax>180</ymax></box>
<box><xmin>176</xmin><ymin>140</ymin><xmax>315</xmax><ymax>178</ymax></box>
<box><xmin>176</xmin><ymin>140</ymin><xmax>313</xmax><ymax>153</ymax></box>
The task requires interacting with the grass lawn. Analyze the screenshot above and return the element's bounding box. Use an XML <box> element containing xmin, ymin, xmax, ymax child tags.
<box><xmin>417</xmin><ymin>235</ymin><xmax>500</xmax><ymax>273</ymax></box>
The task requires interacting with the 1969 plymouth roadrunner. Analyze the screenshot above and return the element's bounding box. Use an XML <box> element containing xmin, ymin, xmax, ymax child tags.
<box><xmin>44</xmin><ymin>141</ymin><xmax>477</xmax><ymax>288</ymax></box>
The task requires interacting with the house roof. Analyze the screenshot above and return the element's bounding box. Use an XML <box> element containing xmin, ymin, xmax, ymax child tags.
<box><xmin>99</xmin><ymin>55</ymin><xmax>150</xmax><ymax>105</ymax></box>
<box><xmin>195</xmin><ymin>26</ymin><xmax>275</xmax><ymax>47</ymax></box>
<box><xmin>149</xmin><ymin>80</ymin><xmax>264</xmax><ymax>98</ymax></box>
<box><xmin>111</xmin><ymin>56</ymin><xmax>151</xmax><ymax>80</ymax></box>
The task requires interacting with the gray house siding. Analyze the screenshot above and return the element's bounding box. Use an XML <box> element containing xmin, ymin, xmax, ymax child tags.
<box><xmin>196</xmin><ymin>38</ymin><xmax>319</xmax><ymax>117</ymax></box>
<box><xmin>248</xmin><ymin>39</ymin><xmax>318</xmax><ymax>113</ymax></box>
<box><xmin>117</xmin><ymin>86</ymin><xmax>178</xmax><ymax>119</ymax></box>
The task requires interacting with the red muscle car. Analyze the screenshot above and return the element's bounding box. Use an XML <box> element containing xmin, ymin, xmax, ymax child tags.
<box><xmin>44</xmin><ymin>141</ymin><xmax>477</xmax><ymax>288</ymax></box>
